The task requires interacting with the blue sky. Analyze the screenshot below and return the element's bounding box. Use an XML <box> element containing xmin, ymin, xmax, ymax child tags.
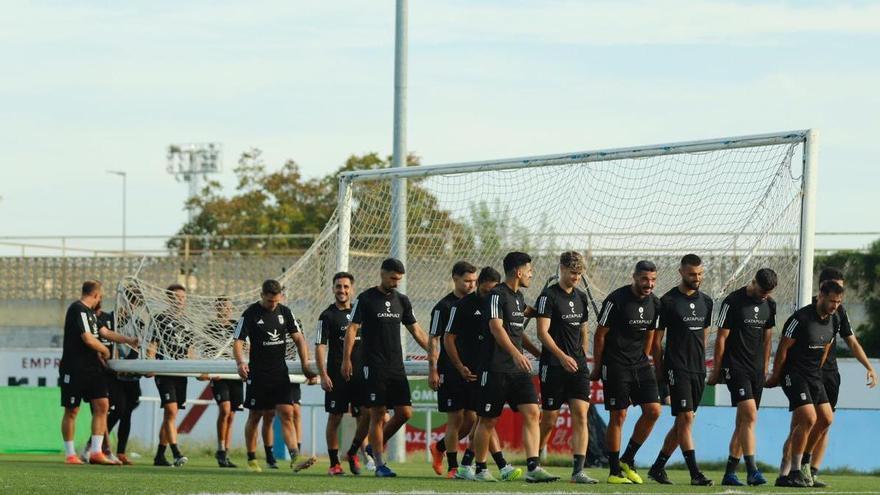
<box><xmin>1</xmin><ymin>1</ymin><xmax>878</xmax><ymax>254</ymax></box>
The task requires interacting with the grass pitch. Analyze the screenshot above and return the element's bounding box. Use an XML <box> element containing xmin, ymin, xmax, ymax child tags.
<box><xmin>0</xmin><ymin>454</ymin><xmax>878</xmax><ymax>494</ymax></box>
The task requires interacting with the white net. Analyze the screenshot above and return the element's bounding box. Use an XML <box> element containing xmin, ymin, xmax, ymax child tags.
<box><xmin>114</xmin><ymin>133</ymin><xmax>810</xmax><ymax>371</ymax></box>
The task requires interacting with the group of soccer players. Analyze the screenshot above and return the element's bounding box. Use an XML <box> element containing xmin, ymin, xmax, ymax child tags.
<box><xmin>59</xmin><ymin>251</ymin><xmax>877</xmax><ymax>488</ymax></box>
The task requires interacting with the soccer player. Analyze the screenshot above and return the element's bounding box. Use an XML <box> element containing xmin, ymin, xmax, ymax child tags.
<box><xmin>589</xmin><ymin>260</ymin><xmax>662</xmax><ymax>484</ymax></box>
<box><xmin>147</xmin><ymin>283</ymin><xmax>194</xmax><ymax>467</ymax></box>
<box><xmin>60</xmin><ymin>280</ymin><xmax>137</xmax><ymax>465</ymax></box>
<box><xmin>646</xmin><ymin>254</ymin><xmax>713</xmax><ymax>486</ymax></box>
<box><xmin>316</xmin><ymin>271</ymin><xmax>370</xmax><ymax>475</ymax></box>
<box><xmin>472</xmin><ymin>251</ymin><xmax>558</xmax><ymax>483</ymax></box>
<box><xmin>235</xmin><ymin>279</ymin><xmax>317</xmax><ymax>473</ymax></box>
<box><xmin>778</xmin><ymin>267</ymin><xmax>877</xmax><ymax>487</ymax></box>
<box><xmin>428</xmin><ymin>261</ymin><xmax>477</xmax><ymax>477</ymax></box>
<box><xmin>708</xmin><ymin>268</ymin><xmax>778</xmax><ymax>486</ymax></box>
<box><xmin>445</xmin><ymin>266</ymin><xmax>521</xmax><ymax>482</ymax></box>
<box><xmin>535</xmin><ymin>251</ymin><xmax>598</xmax><ymax>484</ymax></box>
<box><xmin>206</xmin><ymin>297</ymin><xmax>243</xmax><ymax>468</ymax></box>
<box><xmin>341</xmin><ymin>257</ymin><xmax>431</xmax><ymax>477</ymax></box>
<box><xmin>767</xmin><ymin>281</ymin><xmax>844</xmax><ymax>487</ymax></box>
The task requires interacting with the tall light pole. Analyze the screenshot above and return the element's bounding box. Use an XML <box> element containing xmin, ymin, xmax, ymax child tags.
<box><xmin>107</xmin><ymin>170</ymin><xmax>127</xmax><ymax>254</ymax></box>
<box><xmin>167</xmin><ymin>143</ymin><xmax>222</xmax><ymax>223</ymax></box>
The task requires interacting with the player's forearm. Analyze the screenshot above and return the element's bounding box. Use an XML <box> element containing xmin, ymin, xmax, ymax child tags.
<box><xmin>763</xmin><ymin>329</ymin><xmax>773</xmax><ymax>373</ymax></box>
<box><xmin>146</xmin><ymin>341</ymin><xmax>158</xmax><ymax>359</ymax></box>
<box><xmin>522</xmin><ymin>334</ymin><xmax>541</xmax><ymax>358</ymax></box>
<box><xmin>650</xmin><ymin>333</ymin><xmax>664</xmax><ymax>373</ymax></box>
<box><xmin>712</xmin><ymin>333</ymin><xmax>727</xmax><ymax>368</ymax></box>
<box><xmin>315</xmin><ymin>345</ymin><xmax>328</xmax><ymax>376</ymax></box>
<box><xmin>592</xmin><ymin>331</ymin><xmax>606</xmax><ymax>368</ymax></box>
<box><xmin>770</xmin><ymin>341</ymin><xmax>790</xmax><ymax>378</ymax></box>
<box><xmin>233</xmin><ymin>341</ymin><xmax>245</xmax><ymax>364</ymax></box>
<box><xmin>428</xmin><ymin>336</ymin><xmax>440</xmax><ymax>369</ymax></box>
<box><xmin>293</xmin><ymin>334</ymin><xmax>312</xmax><ymax>371</ymax></box>
<box><xmin>342</xmin><ymin>325</ymin><xmax>358</xmax><ymax>362</ymax></box>
<box><xmin>408</xmin><ymin>324</ymin><xmax>430</xmax><ymax>351</ymax></box>
<box><xmin>98</xmin><ymin>328</ymin><xmax>130</xmax><ymax>345</ymax></box>
<box><xmin>444</xmin><ymin>334</ymin><xmax>465</xmax><ymax>370</ymax></box>
<box><xmin>820</xmin><ymin>344</ymin><xmax>831</xmax><ymax>369</ymax></box>
<box><xmin>581</xmin><ymin>325</ymin><xmax>590</xmax><ymax>357</ymax></box>
<box><xmin>846</xmin><ymin>336</ymin><xmax>875</xmax><ymax>371</ymax></box>
<box><xmin>535</xmin><ymin>324</ymin><xmax>563</xmax><ymax>360</ymax></box>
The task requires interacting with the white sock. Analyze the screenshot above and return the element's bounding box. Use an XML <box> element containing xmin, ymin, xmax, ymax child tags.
<box><xmin>218</xmin><ymin>441</ymin><xmax>225</xmax><ymax>452</ymax></box>
<box><xmin>780</xmin><ymin>457</ymin><xmax>791</xmax><ymax>476</ymax></box>
<box><xmin>90</xmin><ymin>435</ymin><xmax>103</xmax><ymax>455</ymax></box>
<box><xmin>64</xmin><ymin>441</ymin><xmax>76</xmax><ymax>456</ymax></box>
<box><xmin>792</xmin><ymin>453</ymin><xmax>803</xmax><ymax>472</ymax></box>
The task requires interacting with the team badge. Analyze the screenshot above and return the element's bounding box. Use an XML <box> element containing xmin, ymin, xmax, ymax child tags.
<box><xmin>278</xmin><ymin>314</ymin><xmax>284</xmax><ymax>324</ymax></box>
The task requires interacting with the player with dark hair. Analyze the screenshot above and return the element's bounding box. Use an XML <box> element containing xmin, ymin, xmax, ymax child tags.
<box><xmin>768</xmin><ymin>281</ymin><xmax>844</xmax><ymax>487</ymax></box>
<box><xmin>60</xmin><ymin>280</ymin><xmax>138</xmax><ymax>465</ymax></box>
<box><xmin>316</xmin><ymin>272</ymin><xmax>370</xmax><ymax>476</ymax></box>
<box><xmin>445</xmin><ymin>266</ymin><xmax>521</xmax><ymax>481</ymax></box>
<box><xmin>234</xmin><ymin>279</ymin><xmax>318</xmax><ymax>473</ymax></box>
<box><xmin>473</xmin><ymin>252</ymin><xmax>558</xmax><ymax>483</ymax></box>
<box><xmin>708</xmin><ymin>268</ymin><xmax>778</xmax><ymax>486</ymax></box>
<box><xmin>647</xmin><ymin>254</ymin><xmax>713</xmax><ymax>486</ymax></box>
<box><xmin>341</xmin><ymin>258</ymin><xmax>430</xmax><ymax>477</ymax></box>
<box><xmin>590</xmin><ymin>260</ymin><xmax>662</xmax><ymax>484</ymax></box>
<box><xmin>429</xmin><ymin>261</ymin><xmax>478</xmax><ymax>477</ymax></box>
<box><xmin>147</xmin><ymin>283</ymin><xmax>194</xmax><ymax>467</ymax></box>
<box><xmin>535</xmin><ymin>251</ymin><xmax>598</xmax><ymax>484</ymax></box>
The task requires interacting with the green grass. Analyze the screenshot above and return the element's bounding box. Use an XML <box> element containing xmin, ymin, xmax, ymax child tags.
<box><xmin>1</xmin><ymin>454</ymin><xmax>878</xmax><ymax>494</ymax></box>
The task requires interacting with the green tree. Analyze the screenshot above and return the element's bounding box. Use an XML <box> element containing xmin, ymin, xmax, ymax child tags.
<box><xmin>816</xmin><ymin>239</ymin><xmax>880</xmax><ymax>357</ymax></box>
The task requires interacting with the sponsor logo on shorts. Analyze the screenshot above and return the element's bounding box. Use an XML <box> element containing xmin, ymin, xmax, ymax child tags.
<box><xmin>800</xmin><ymin>393</ymin><xmax>807</xmax><ymax>400</ymax></box>
<box><xmin>609</xmin><ymin>398</ymin><xmax>616</xmax><ymax>406</ymax></box>
<box><xmin>484</xmin><ymin>404</ymin><xmax>491</xmax><ymax>412</ymax></box>
<box><xmin>739</xmin><ymin>388</ymin><xmax>745</xmax><ymax>396</ymax></box>
<box><xmin>681</xmin><ymin>399</ymin><xmax>687</xmax><ymax>408</ymax></box>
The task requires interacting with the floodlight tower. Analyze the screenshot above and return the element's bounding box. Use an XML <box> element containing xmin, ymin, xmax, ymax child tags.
<box><xmin>166</xmin><ymin>143</ymin><xmax>222</xmax><ymax>222</ymax></box>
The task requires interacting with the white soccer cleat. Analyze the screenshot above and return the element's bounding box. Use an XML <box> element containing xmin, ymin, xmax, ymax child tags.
<box><xmin>455</xmin><ymin>465</ymin><xmax>476</xmax><ymax>480</ymax></box>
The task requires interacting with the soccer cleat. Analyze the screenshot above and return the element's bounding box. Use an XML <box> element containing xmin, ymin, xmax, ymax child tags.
<box><xmin>747</xmin><ymin>470</ymin><xmax>767</xmax><ymax>486</ymax></box>
<box><xmin>571</xmin><ymin>471</ymin><xmax>599</xmax><ymax>484</ymax></box>
<box><xmin>430</xmin><ymin>442</ymin><xmax>444</xmax><ymax>475</ymax></box>
<box><xmin>812</xmin><ymin>474</ymin><xmax>828</xmax><ymax>488</ymax></box>
<box><xmin>375</xmin><ymin>464</ymin><xmax>397</xmax><ymax>477</ymax></box>
<box><xmin>607</xmin><ymin>473</ymin><xmax>633</xmax><ymax>484</ymax></box>
<box><xmin>292</xmin><ymin>455</ymin><xmax>317</xmax><ymax>473</ymax></box>
<box><xmin>105</xmin><ymin>453</ymin><xmax>123</xmax><ymax>465</ymax></box>
<box><xmin>775</xmin><ymin>475</ymin><xmax>794</xmax><ymax>487</ymax></box>
<box><xmin>65</xmin><ymin>454</ymin><xmax>85</xmax><ymax>465</ymax></box>
<box><xmin>79</xmin><ymin>444</ymin><xmax>89</xmax><ymax>464</ymax></box>
<box><xmin>455</xmin><ymin>465</ymin><xmax>475</xmax><ymax>480</ymax></box>
<box><xmin>266</xmin><ymin>459</ymin><xmax>279</xmax><ymax>469</ymax></box>
<box><xmin>345</xmin><ymin>454</ymin><xmax>362</xmax><ymax>475</ymax></box>
<box><xmin>721</xmin><ymin>473</ymin><xmax>744</xmax><ymax>486</ymax></box>
<box><xmin>648</xmin><ymin>466</ymin><xmax>672</xmax><ymax>484</ymax></box>
<box><xmin>215</xmin><ymin>450</ymin><xmax>227</xmax><ymax>468</ymax></box>
<box><xmin>116</xmin><ymin>454</ymin><xmax>133</xmax><ymax>466</ymax></box>
<box><xmin>328</xmin><ymin>463</ymin><xmax>344</xmax><ymax>476</ymax></box>
<box><xmin>247</xmin><ymin>459</ymin><xmax>262</xmax><ymax>473</ymax></box>
<box><xmin>88</xmin><ymin>452</ymin><xmax>116</xmax><ymax>465</ymax></box>
<box><xmin>153</xmin><ymin>456</ymin><xmax>171</xmax><ymax>467</ymax></box>
<box><xmin>173</xmin><ymin>456</ymin><xmax>188</xmax><ymax>467</ymax></box>
<box><xmin>800</xmin><ymin>463</ymin><xmax>814</xmax><ymax>487</ymax></box>
<box><xmin>499</xmin><ymin>464</ymin><xmax>523</xmax><ymax>481</ymax></box>
<box><xmin>787</xmin><ymin>470</ymin><xmax>809</xmax><ymax>488</ymax></box>
<box><xmin>363</xmin><ymin>446</ymin><xmax>376</xmax><ymax>471</ymax></box>
<box><xmin>691</xmin><ymin>472</ymin><xmax>714</xmax><ymax>486</ymax></box>
<box><xmin>525</xmin><ymin>466</ymin><xmax>559</xmax><ymax>483</ymax></box>
<box><xmin>446</xmin><ymin>467</ymin><xmax>458</xmax><ymax>479</ymax></box>
<box><xmin>473</xmin><ymin>469</ymin><xmax>498</xmax><ymax>482</ymax></box>
<box><xmin>619</xmin><ymin>461</ymin><xmax>643</xmax><ymax>484</ymax></box>
<box><xmin>224</xmin><ymin>458</ymin><xmax>238</xmax><ymax>468</ymax></box>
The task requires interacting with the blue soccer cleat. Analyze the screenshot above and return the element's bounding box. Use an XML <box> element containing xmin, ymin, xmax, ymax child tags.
<box><xmin>721</xmin><ymin>473</ymin><xmax>745</xmax><ymax>486</ymax></box>
<box><xmin>375</xmin><ymin>465</ymin><xmax>397</xmax><ymax>477</ymax></box>
<box><xmin>747</xmin><ymin>470</ymin><xmax>767</xmax><ymax>486</ymax></box>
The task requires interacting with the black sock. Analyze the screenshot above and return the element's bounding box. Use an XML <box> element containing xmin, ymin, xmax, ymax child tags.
<box><xmin>621</xmin><ymin>439</ymin><xmax>642</xmax><ymax>465</ymax></box>
<box><xmin>461</xmin><ymin>449</ymin><xmax>475</xmax><ymax>467</ymax></box>
<box><xmin>365</xmin><ymin>444</ymin><xmax>374</xmax><ymax>456</ymax></box>
<box><xmin>346</xmin><ymin>442</ymin><xmax>359</xmax><ymax>459</ymax></box>
<box><xmin>169</xmin><ymin>444</ymin><xmax>181</xmax><ymax>458</ymax></box>
<box><xmin>653</xmin><ymin>452</ymin><xmax>670</xmax><ymax>470</ymax></box>
<box><xmin>247</xmin><ymin>451</ymin><xmax>256</xmax><ymax>461</ymax></box>
<box><xmin>491</xmin><ymin>451</ymin><xmax>507</xmax><ymax>469</ymax></box>
<box><xmin>802</xmin><ymin>453</ymin><xmax>812</xmax><ymax>467</ymax></box>
<box><xmin>811</xmin><ymin>466</ymin><xmax>819</xmax><ymax>477</ymax></box>
<box><xmin>297</xmin><ymin>443</ymin><xmax>301</xmax><ymax>452</ymax></box>
<box><xmin>329</xmin><ymin>449</ymin><xmax>340</xmax><ymax>466</ymax></box>
<box><xmin>609</xmin><ymin>451</ymin><xmax>621</xmax><ymax>476</ymax></box>
<box><xmin>573</xmin><ymin>454</ymin><xmax>586</xmax><ymax>476</ymax></box>
<box><xmin>446</xmin><ymin>452</ymin><xmax>458</xmax><ymax>469</ymax></box>
<box><xmin>526</xmin><ymin>456</ymin><xmax>539</xmax><ymax>472</ymax></box>
<box><xmin>265</xmin><ymin>446</ymin><xmax>276</xmax><ymax>463</ymax></box>
<box><xmin>725</xmin><ymin>456</ymin><xmax>740</xmax><ymax>476</ymax></box>
<box><xmin>683</xmin><ymin>450</ymin><xmax>700</xmax><ymax>478</ymax></box>
<box><xmin>289</xmin><ymin>448</ymin><xmax>299</xmax><ymax>463</ymax></box>
<box><xmin>156</xmin><ymin>444</ymin><xmax>167</xmax><ymax>458</ymax></box>
<box><xmin>475</xmin><ymin>461</ymin><xmax>488</xmax><ymax>474</ymax></box>
<box><xmin>744</xmin><ymin>455</ymin><xmax>757</xmax><ymax>475</ymax></box>
<box><xmin>436</xmin><ymin>437</ymin><xmax>447</xmax><ymax>453</ymax></box>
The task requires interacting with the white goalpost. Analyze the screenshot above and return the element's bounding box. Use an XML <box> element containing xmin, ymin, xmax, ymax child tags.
<box><xmin>110</xmin><ymin>129</ymin><xmax>818</xmax><ymax>377</ymax></box>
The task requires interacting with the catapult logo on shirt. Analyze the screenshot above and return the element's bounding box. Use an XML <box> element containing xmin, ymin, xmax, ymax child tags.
<box><xmin>377</xmin><ymin>300</ymin><xmax>401</xmax><ymax>319</ymax></box>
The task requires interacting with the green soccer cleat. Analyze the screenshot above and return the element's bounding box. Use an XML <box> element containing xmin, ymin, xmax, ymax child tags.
<box><xmin>608</xmin><ymin>473</ymin><xmax>634</xmax><ymax>484</ymax></box>
<box><xmin>247</xmin><ymin>459</ymin><xmax>262</xmax><ymax>473</ymax></box>
<box><xmin>455</xmin><ymin>465</ymin><xmax>475</xmax><ymax>480</ymax></box>
<box><xmin>525</xmin><ymin>466</ymin><xmax>559</xmax><ymax>483</ymax></box>
<box><xmin>800</xmin><ymin>463</ymin><xmax>814</xmax><ymax>487</ymax></box>
<box><xmin>474</xmin><ymin>469</ymin><xmax>498</xmax><ymax>482</ymax></box>
<box><xmin>499</xmin><ymin>464</ymin><xmax>523</xmax><ymax>481</ymax></box>
<box><xmin>620</xmin><ymin>461</ymin><xmax>643</xmax><ymax>484</ymax></box>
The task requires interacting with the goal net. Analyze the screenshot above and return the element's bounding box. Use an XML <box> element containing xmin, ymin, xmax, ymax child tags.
<box><xmin>112</xmin><ymin>130</ymin><xmax>817</xmax><ymax>374</ymax></box>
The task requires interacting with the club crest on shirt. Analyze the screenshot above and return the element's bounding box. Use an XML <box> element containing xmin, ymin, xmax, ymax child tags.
<box><xmin>278</xmin><ymin>314</ymin><xmax>284</xmax><ymax>324</ymax></box>
<box><xmin>754</xmin><ymin>306</ymin><xmax>760</xmax><ymax>313</ymax></box>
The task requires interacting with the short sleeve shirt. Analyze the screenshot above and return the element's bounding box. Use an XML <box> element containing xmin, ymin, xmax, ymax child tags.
<box><xmin>781</xmin><ymin>304</ymin><xmax>837</xmax><ymax>379</ymax></box>
<box><xmin>351</xmin><ymin>287</ymin><xmax>417</xmax><ymax>374</ymax></box>
<box><xmin>234</xmin><ymin>302</ymin><xmax>300</xmax><ymax>380</ymax></box>
<box><xmin>535</xmin><ymin>284</ymin><xmax>590</xmax><ymax>368</ymax></box>
<box><xmin>659</xmin><ymin>287</ymin><xmax>713</xmax><ymax>373</ymax></box>
<box><xmin>447</xmin><ymin>291</ymin><xmax>491</xmax><ymax>372</ymax></box>
<box><xmin>315</xmin><ymin>304</ymin><xmax>359</xmax><ymax>375</ymax></box>
<box><xmin>430</xmin><ymin>292</ymin><xmax>461</xmax><ymax>372</ymax></box>
<box><xmin>484</xmin><ymin>283</ymin><xmax>528</xmax><ymax>374</ymax></box>
<box><xmin>60</xmin><ymin>300</ymin><xmax>102</xmax><ymax>373</ymax></box>
<box><xmin>151</xmin><ymin>312</ymin><xmax>194</xmax><ymax>360</ymax></box>
<box><xmin>717</xmin><ymin>287</ymin><xmax>776</xmax><ymax>373</ymax></box>
<box><xmin>597</xmin><ymin>285</ymin><xmax>661</xmax><ymax>370</ymax></box>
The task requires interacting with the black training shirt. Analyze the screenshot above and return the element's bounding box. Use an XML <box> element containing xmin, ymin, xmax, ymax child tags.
<box><xmin>351</xmin><ymin>287</ymin><xmax>417</xmax><ymax>374</ymax></box>
<box><xmin>535</xmin><ymin>283</ymin><xmax>590</xmax><ymax>368</ymax></box>
<box><xmin>234</xmin><ymin>302</ymin><xmax>300</xmax><ymax>381</ymax></box>
<box><xmin>484</xmin><ymin>283</ymin><xmax>528</xmax><ymax>374</ymax></box>
<box><xmin>61</xmin><ymin>300</ymin><xmax>102</xmax><ymax>373</ymax></box>
<box><xmin>430</xmin><ymin>292</ymin><xmax>461</xmax><ymax>372</ymax></box>
<box><xmin>717</xmin><ymin>287</ymin><xmax>776</xmax><ymax>373</ymax></box>
<box><xmin>597</xmin><ymin>285</ymin><xmax>661</xmax><ymax>370</ymax></box>
<box><xmin>316</xmin><ymin>303</ymin><xmax>360</xmax><ymax>376</ymax></box>
<box><xmin>781</xmin><ymin>303</ymin><xmax>836</xmax><ymax>379</ymax></box>
<box><xmin>151</xmin><ymin>312</ymin><xmax>194</xmax><ymax>360</ymax></box>
<box><xmin>447</xmin><ymin>291</ymin><xmax>492</xmax><ymax>373</ymax></box>
<box><xmin>659</xmin><ymin>287</ymin><xmax>713</xmax><ymax>373</ymax></box>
